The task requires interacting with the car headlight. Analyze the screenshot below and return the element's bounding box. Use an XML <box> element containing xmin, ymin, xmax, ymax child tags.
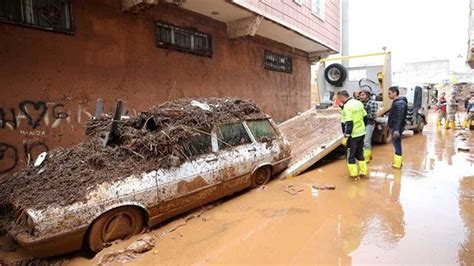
<box><xmin>19</xmin><ymin>211</ymin><xmax>36</xmax><ymax>235</ymax></box>
<box><xmin>26</xmin><ymin>214</ymin><xmax>35</xmax><ymax>230</ymax></box>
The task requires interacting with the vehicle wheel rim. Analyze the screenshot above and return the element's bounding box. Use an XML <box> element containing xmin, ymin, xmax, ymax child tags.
<box><xmin>254</xmin><ymin>169</ymin><xmax>268</xmax><ymax>185</ymax></box>
<box><xmin>328</xmin><ymin>68</ymin><xmax>341</xmax><ymax>81</ymax></box>
<box><xmin>102</xmin><ymin>212</ymin><xmax>136</xmax><ymax>242</ymax></box>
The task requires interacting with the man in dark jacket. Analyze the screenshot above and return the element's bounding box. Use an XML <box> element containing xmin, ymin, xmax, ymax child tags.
<box><xmin>388</xmin><ymin>86</ymin><xmax>408</xmax><ymax>169</ymax></box>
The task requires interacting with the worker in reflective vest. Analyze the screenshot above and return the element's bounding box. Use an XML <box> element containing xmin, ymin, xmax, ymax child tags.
<box><xmin>337</xmin><ymin>90</ymin><xmax>369</xmax><ymax>179</ymax></box>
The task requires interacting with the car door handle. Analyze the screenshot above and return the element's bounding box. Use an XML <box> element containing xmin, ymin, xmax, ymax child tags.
<box><xmin>206</xmin><ymin>158</ymin><xmax>218</xmax><ymax>162</ymax></box>
<box><xmin>248</xmin><ymin>148</ymin><xmax>256</xmax><ymax>152</ymax></box>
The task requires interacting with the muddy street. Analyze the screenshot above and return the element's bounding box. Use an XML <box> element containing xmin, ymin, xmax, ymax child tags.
<box><xmin>2</xmin><ymin>121</ymin><xmax>454</xmax><ymax>264</ymax></box>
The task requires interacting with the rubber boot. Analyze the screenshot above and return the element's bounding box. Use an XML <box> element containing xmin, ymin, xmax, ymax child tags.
<box><xmin>363</xmin><ymin>149</ymin><xmax>372</xmax><ymax>163</ymax></box>
<box><xmin>436</xmin><ymin>119</ymin><xmax>441</xmax><ymax>128</ymax></box>
<box><xmin>462</xmin><ymin>119</ymin><xmax>469</xmax><ymax>129</ymax></box>
<box><xmin>449</xmin><ymin>120</ymin><xmax>456</xmax><ymax>129</ymax></box>
<box><xmin>444</xmin><ymin>120</ymin><xmax>449</xmax><ymax>129</ymax></box>
<box><xmin>358</xmin><ymin>160</ymin><xmax>368</xmax><ymax>177</ymax></box>
<box><xmin>464</xmin><ymin>120</ymin><xmax>472</xmax><ymax>129</ymax></box>
<box><xmin>347</xmin><ymin>163</ymin><xmax>358</xmax><ymax>178</ymax></box>
<box><xmin>392</xmin><ymin>154</ymin><xmax>402</xmax><ymax>169</ymax></box>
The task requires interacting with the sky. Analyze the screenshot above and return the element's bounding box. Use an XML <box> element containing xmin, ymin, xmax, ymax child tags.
<box><xmin>348</xmin><ymin>0</ymin><xmax>471</xmax><ymax>70</ymax></box>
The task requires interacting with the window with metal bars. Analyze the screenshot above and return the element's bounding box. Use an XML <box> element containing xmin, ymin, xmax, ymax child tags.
<box><xmin>264</xmin><ymin>50</ymin><xmax>293</xmax><ymax>74</ymax></box>
<box><xmin>0</xmin><ymin>0</ymin><xmax>73</xmax><ymax>34</ymax></box>
<box><xmin>156</xmin><ymin>22</ymin><xmax>212</xmax><ymax>57</ymax></box>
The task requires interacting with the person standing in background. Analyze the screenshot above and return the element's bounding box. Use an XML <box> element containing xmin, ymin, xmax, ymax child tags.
<box><xmin>463</xmin><ymin>95</ymin><xmax>474</xmax><ymax>129</ymax></box>
<box><xmin>359</xmin><ymin>90</ymin><xmax>378</xmax><ymax>163</ymax></box>
<box><xmin>446</xmin><ymin>93</ymin><xmax>458</xmax><ymax>129</ymax></box>
<box><xmin>437</xmin><ymin>92</ymin><xmax>448</xmax><ymax>128</ymax></box>
<box><xmin>387</xmin><ymin>86</ymin><xmax>408</xmax><ymax>169</ymax></box>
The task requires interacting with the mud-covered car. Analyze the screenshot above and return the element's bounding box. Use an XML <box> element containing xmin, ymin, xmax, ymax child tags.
<box><xmin>1</xmin><ymin>98</ymin><xmax>291</xmax><ymax>257</ymax></box>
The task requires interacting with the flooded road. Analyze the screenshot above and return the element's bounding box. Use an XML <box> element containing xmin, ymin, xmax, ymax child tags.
<box><xmin>2</xmin><ymin>121</ymin><xmax>473</xmax><ymax>265</ymax></box>
<box><xmin>68</xmin><ymin>121</ymin><xmax>474</xmax><ymax>265</ymax></box>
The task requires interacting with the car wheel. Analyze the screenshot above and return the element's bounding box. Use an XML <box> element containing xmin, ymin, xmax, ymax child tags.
<box><xmin>87</xmin><ymin>206</ymin><xmax>144</xmax><ymax>253</ymax></box>
<box><xmin>251</xmin><ymin>166</ymin><xmax>271</xmax><ymax>188</ymax></box>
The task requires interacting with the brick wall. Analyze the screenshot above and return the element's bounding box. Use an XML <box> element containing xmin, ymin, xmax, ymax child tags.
<box><xmin>0</xmin><ymin>0</ymin><xmax>311</xmax><ymax>174</ymax></box>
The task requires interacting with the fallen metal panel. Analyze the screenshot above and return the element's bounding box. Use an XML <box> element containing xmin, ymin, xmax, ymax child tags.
<box><xmin>277</xmin><ymin>108</ymin><xmax>342</xmax><ymax>179</ymax></box>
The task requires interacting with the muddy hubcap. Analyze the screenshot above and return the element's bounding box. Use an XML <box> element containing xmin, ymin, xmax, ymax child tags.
<box><xmin>255</xmin><ymin>170</ymin><xmax>267</xmax><ymax>185</ymax></box>
<box><xmin>102</xmin><ymin>212</ymin><xmax>135</xmax><ymax>242</ymax></box>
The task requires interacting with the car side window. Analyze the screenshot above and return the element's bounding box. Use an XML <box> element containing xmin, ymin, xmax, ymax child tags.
<box><xmin>217</xmin><ymin>122</ymin><xmax>252</xmax><ymax>149</ymax></box>
<box><xmin>184</xmin><ymin>131</ymin><xmax>212</xmax><ymax>157</ymax></box>
<box><xmin>246</xmin><ymin>120</ymin><xmax>277</xmax><ymax>142</ymax></box>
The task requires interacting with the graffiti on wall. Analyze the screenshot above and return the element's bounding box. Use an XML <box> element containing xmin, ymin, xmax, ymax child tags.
<box><xmin>0</xmin><ymin>100</ymin><xmax>98</xmax><ymax>174</ymax></box>
<box><xmin>0</xmin><ymin>141</ymin><xmax>49</xmax><ymax>174</ymax></box>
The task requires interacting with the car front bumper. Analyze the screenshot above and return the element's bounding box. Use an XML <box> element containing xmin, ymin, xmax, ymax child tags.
<box><xmin>14</xmin><ymin>226</ymin><xmax>88</xmax><ymax>258</ymax></box>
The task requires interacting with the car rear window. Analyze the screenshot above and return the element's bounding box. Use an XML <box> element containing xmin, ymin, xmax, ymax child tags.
<box><xmin>217</xmin><ymin>122</ymin><xmax>252</xmax><ymax>149</ymax></box>
<box><xmin>246</xmin><ymin>120</ymin><xmax>277</xmax><ymax>142</ymax></box>
<box><xmin>184</xmin><ymin>131</ymin><xmax>212</xmax><ymax>157</ymax></box>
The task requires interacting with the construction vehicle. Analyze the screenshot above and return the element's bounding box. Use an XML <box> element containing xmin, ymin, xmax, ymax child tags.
<box><xmin>317</xmin><ymin>51</ymin><xmax>427</xmax><ymax>143</ymax></box>
<box><xmin>277</xmin><ymin>51</ymin><xmax>428</xmax><ymax>179</ymax></box>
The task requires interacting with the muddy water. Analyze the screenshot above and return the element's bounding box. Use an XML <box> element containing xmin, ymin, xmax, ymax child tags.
<box><xmin>3</xmin><ymin>120</ymin><xmax>473</xmax><ymax>265</ymax></box>
<box><xmin>67</xmin><ymin>121</ymin><xmax>474</xmax><ymax>265</ymax></box>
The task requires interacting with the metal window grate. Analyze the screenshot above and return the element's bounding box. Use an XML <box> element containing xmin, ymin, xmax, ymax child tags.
<box><xmin>156</xmin><ymin>22</ymin><xmax>212</xmax><ymax>57</ymax></box>
<box><xmin>264</xmin><ymin>50</ymin><xmax>293</xmax><ymax>74</ymax></box>
<box><xmin>0</xmin><ymin>0</ymin><xmax>74</xmax><ymax>34</ymax></box>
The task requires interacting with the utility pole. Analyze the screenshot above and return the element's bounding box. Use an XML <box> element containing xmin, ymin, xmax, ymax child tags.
<box><xmin>341</xmin><ymin>0</ymin><xmax>349</xmax><ymax>66</ymax></box>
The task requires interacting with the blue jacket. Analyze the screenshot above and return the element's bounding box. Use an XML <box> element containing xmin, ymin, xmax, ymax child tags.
<box><xmin>388</xmin><ymin>97</ymin><xmax>408</xmax><ymax>132</ymax></box>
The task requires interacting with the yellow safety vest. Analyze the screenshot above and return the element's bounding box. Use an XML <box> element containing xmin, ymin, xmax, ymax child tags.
<box><xmin>341</xmin><ymin>98</ymin><xmax>367</xmax><ymax>138</ymax></box>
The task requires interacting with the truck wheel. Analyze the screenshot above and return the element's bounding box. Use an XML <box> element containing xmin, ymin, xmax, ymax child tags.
<box><xmin>324</xmin><ymin>63</ymin><xmax>347</xmax><ymax>87</ymax></box>
<box><xmin>414</xmin><ymin>119</ymin><xmax>424</xmax><ymax>133</ymax></box>
<box><xmin>88</xmin><ymin>206</ymin><xmax>144</xmax><ymax>253</ymax></box>
<box><xmin>382</xmin><ymin>126</ymin><xmax>392</xmax><ymax>144</ymax></box>
<box><xmin>251</xmin><ymin>166</ymin><xmax>271</xmax><ymax>188</ymax></box>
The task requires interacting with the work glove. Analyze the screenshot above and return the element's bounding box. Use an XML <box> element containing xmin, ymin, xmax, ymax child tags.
<box><xmin>342</xmin><ymin>136</ymin><xmax>349</xmax><ymax>146</ymax></box>
<box><xmin>392</xmin><ymin>131</ymin><xmax>401</xmax><ymax>140</ymax></box>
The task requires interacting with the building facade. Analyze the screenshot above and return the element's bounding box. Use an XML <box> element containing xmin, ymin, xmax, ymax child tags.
<box><xmin>0</xmin><ymin>0</ymin><xmax>340</xmax><ymax>175</ymax></box>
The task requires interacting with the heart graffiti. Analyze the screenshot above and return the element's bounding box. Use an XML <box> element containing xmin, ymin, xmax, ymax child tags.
<box><xmin>19</xmin><ymin>101</ymin><xmax>48</xmax><ymax>129</ymax></box>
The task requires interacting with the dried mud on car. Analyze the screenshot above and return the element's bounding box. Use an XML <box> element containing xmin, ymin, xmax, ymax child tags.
<box><xmin>0</xmin><ymin>98</ymin><xmax>267</xmax><ymax>230</ymax></box>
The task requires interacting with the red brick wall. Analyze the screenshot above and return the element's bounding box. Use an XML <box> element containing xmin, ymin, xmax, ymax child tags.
<box><xmin>0</xmin><ymin>1</ymin><xmax>311</xmax><ymax>175</ymax></box>
<box><xmin>239</xmin><ymin>0</ymin><xmax>340</xmax><ymax>50</ymax></box>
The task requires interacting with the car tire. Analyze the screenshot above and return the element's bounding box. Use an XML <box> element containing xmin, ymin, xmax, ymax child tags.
<box><xmin>251</xmin><ymin>166</ymin><xmax>271</xmax><ymax>188</ymax></box>
<box><xmin>324</xmin><ymin>63</ymin><xmax>347</xmax><ymax>87</ymax></box>
<box><xmin>87</xmin><ymin>206</ymin><xmax>144</xmax><ymax>253</ymax></box>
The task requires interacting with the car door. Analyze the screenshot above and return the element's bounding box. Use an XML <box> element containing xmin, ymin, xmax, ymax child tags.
<box><xmin>154</xmin><ymin>129</ymin><xmax>221</xmax><ymax>222</ymax></box>
<box><xmin>214</xmin><ymin>122</ymin><xmax>257</xmax><ymax>191</ymax></box>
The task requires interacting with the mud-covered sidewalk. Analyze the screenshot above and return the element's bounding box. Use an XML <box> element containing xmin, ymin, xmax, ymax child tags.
<box><xmin>2</xmin><ymin>119</ymin><xmax>474</xmax><ymax>265</ymax></box>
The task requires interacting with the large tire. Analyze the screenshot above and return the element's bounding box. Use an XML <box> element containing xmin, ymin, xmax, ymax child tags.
<box><xmin>324</xmin><ymin>63</ymin><xmax>347</xmax><ymax>87</ymax></box>
<box><xmin>87</xmin><ymin>206</ymin><xmax>144</xmax><ymax>253</ymax></box>
<box><xmin>251</xmin><ymin>166</ymin><xmax>271</xmax><ymax>188</ymax></box>
<box><xmin>414</xmin><ymin>117</ymin><xmax>424</xmax><ymax>133</ymax></box>
<box><xmin>382</xmin><ymin>126</ymin><xmax>392</xmax><ymax>144</ymax></box>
